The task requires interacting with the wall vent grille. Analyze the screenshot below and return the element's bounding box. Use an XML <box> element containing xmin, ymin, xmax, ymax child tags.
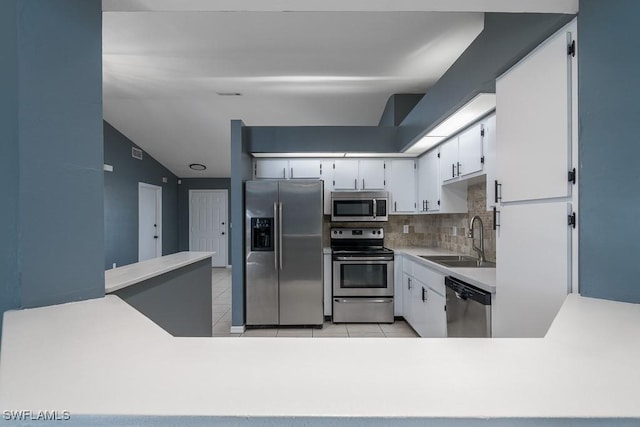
<box><xmin>132</xmin><ymin>147</ymin><xmax>143</xmax><ymax>160</ymax></box>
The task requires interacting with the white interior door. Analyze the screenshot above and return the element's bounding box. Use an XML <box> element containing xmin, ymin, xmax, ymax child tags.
<box><xmin>138</xmin><ymin>183</ymin><xmax>162</xmax><ymax>262</ymax></box>
<box><xmin>189</xmin><ymin>190</ymin><xmax>228</xmax><ymax>267</ymax></box>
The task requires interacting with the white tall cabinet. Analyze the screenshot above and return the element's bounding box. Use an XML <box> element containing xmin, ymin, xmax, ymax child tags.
<box><xmin>493</xmin><ymin>19</ymin><xmax>578</xmax><ymax>338</ymax></box>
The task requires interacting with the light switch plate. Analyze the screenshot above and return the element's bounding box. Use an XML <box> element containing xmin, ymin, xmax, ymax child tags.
<box><xmin>403</xmin><ymin>225</ymin><xmax>409</xmax><ymax>234</ymax></box>
<box><xmin>453</xmin><ymin>226</ymin><xmax>457</xmax><ymax>236</ymax></box>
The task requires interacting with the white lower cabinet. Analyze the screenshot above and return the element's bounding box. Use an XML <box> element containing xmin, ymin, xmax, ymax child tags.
<box><xmin>400</xmin><ymin>256</ymin><xmax>447</xmax><ymax>337</ymax></box>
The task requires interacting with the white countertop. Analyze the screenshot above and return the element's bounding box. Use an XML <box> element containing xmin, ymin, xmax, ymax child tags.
<box><xmin>391</xmin><ymin>246</ymin><xmax>497</xmax><ymax>293</ymax></box>
<box><xmin>104</xmin><ymin>252</ymin><xmax>214</xmax><ymax>293</ymax></box>
<box><xmin>1</xmin><ymin>293</ymin><xmax>639</xmax><ymax>420</ymax></box>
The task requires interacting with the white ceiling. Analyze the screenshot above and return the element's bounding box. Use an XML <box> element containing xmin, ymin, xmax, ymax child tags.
<box><xmin>102</xmin><ymin>1</ymin><xmax>578</xmax><ymax>178</ymax></box>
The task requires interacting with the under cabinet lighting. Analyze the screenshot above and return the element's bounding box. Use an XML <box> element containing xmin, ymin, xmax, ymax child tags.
<box><xmin>404</xmin><ymin>93</ymin><xmax>496</xmax><ymax>155</ymax></box>
<box><xmin>252</xmin><ymin>152</ymin><xmax>346</xmax><ymax>158</ymax></box>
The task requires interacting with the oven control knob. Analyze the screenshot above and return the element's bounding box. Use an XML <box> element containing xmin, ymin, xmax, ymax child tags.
<box><xmin>333</xmin><ymin>231</ymin><xmax>337</xmax><ymax>234</ymax></box>
<box><xmin>339</xmin><ymin>231</ymin><xmax>343</xmax><ymax>234</ymax></box>
<box><xmin>378</xmin><ymin>230</ymin><xmax>382</xmax><ymax>235</ymax></box>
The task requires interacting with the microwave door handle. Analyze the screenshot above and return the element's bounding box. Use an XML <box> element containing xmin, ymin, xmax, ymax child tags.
<box><xmin>373</xmin><ymin>199</ymin><xmax>377</xmax><ymax>219</ymax></box>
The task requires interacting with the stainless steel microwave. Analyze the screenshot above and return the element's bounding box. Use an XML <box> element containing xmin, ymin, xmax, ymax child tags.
<box><xmin>331</xmin><ymin>191</ymin><xmax>389</xmax><ymax>222</ymax></box>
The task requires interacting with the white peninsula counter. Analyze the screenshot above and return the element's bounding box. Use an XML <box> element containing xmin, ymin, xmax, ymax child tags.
<box><xmin>105</xmin><ymin>251</ymin><xmax>214</xmax><ymax>337</ymax></box>
<box><xmin>1</xmin><ymin>293</ymin><xmax>640</xmax><ymax>426</ymax></box>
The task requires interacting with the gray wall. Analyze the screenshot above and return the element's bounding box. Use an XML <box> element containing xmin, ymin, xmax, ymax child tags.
<box><xmin>178</xmin><ymin>178</ymin><xmax>232</xmax><ymax>263</ymax></box>
<box><xmin>0</xmin><ymin>0</ymin><xmax>21</xmax><ymax>335</ymax></box>
<box><xmin>104</xmin><ymin>121</ymin><xmax>179</xmax><ymax>269</ymax></box>
<box><xmin>230</xmin><ymin>120</ymin><xmax>252</xmax><ymax>327</ymax></box>
<box><xmin>17</xmin><ymin>0</ymin><xmax>104</xmax><ymax>308</ymax></box>
<box><xmin>397</xmin><ymin>13</ymin><xmax>575</xmax><ymax>150</ymax></box>
<box><xmin>246</xmin><ymin>126</ymin><xmax>398</xmax><ymax>153</ymax></box>
<box><xmin>378</xmin><ymin>94</ymin><xmax>424</xmax><ymax>126</ymax></box>
<box><xmin>578</xmin><ymin>0</ymin><xmax>640</xmax><ymax>303</ymax></box>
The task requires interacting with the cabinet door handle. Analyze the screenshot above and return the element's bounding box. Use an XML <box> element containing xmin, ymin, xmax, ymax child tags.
<box><xmin>457</xmin><ymin>162</ymin><xmax>461</xmax><ymax>176</ymax></box>
<box><xmin>354</xmin><ymin>178</ymin><xmax>357</xmax><ymax>190</ymax></box>
<box><xmin>494</xmin><ymin>180</ymin><xmax>502</xmax><ymax>203</ymax></box>
<box><xmin>282</xmin><ymin>168</ymin><xmax>286</xmax><ymax>179</ymax></box>
<box><xmin>290</xmin><ymin>167</ymin><xmax>294</xmax><ymax>178</ymax></box>
<box><xmin>452</xmin><ymin>164</ymin><xmax>455</xmax><ymax>178</ymax></box>
<box><xmin>407</xmin><ymin>277</ymin><xmax>412</xmax><ymax>290</ymax></box>
<box><xmin>394</xmin><ymin>201</ymin><xmax>397</xmax><ymax>212</ymax></box>
<box><xmin>422</xmin><ymin>287</ymin><xmax>427</xmax><ymax>302</ymax></box>
<box><xmin>426</xmin><ymin>200</ymin><xmax>429</xmax><ymax>211</ymax></box>
<box><xmin>362</xmin><ymin>179</ymin><xmax>365</xmax><ymax>189</ymax></box>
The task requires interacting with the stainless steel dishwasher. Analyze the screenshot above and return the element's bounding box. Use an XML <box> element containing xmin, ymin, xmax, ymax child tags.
<box><xmin>445</xmin><ymin>276</ymin><xmax>492</xmax><ymax>337</ymax></box>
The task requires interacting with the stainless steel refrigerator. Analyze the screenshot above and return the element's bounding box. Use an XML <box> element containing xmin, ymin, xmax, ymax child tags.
<box><xmin>245</xmin><ymin>180</ymin><xmax>323</xmax><ymax>326</ymax></box>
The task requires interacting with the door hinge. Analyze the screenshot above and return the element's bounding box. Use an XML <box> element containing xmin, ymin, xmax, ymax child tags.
<box><xmin>333</xmin><ymin>163</ymin><xmax>335</xmax><ymax>169</ymax></box>
<box><xmin>383</xmin><ymin>180</ymin><xmax>386</xmax><ymax>186</ymax></box>
<box><xmin>568</xmin><ymin>212</ymin><xmax>576</xmax><ymax>228</ymax></box>
<box><xmin>383</xmin><ymin>163</ymin><xmax>386</xmax><ymax>169</ymax></box>
<box><xmin>437</xmin><ymin>200</ymin><xmax>441</xmax><ymax>206</ymax></box>
<box><xmin>481</xmin><ymin>128</ymin><xmax>485</xmax><ymax>137</ymax></box>
<box><xmin>414</xmin><ymin>162</ymin><xmax>417</xmax><ymax>169</ymax></box>
<box><xmin>480</xmin><ymin>156</ymin><xmax>485</xmax><ymax>164</ymax></box>
<box><xmin>333</xmin><ymin>180</ymin><xmax>335</xmax><ymax>186</ymax></box>
<box><xmin>437</xmin><ymin>152</ymin><xmax>440</xmax><ymax>158</ymax></box>
<box><xmin>568</xmin><ymin>168</ymin><xmax>576</xmax><ymax>185</ymax></box>
<box><xmin>568</xmin><ymin>40</ymin><xmax>576</xmax><ymax>57</ymax></box>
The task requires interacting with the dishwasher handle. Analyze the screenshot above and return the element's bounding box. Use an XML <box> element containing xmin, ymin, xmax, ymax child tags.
<box><xmin>445</xmin><ymin>276</ymin><xmax>491</xmax><ymax>306</ymax></box>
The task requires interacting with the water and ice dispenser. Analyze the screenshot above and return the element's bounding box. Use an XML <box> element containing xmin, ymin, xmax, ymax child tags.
<box><xmin>250</xmin><ymin>217</ymin><xmax>274</xmax><ymax>251</ymax></box>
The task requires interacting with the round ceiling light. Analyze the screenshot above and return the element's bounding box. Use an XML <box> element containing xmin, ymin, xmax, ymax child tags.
<box><xmin>189</xmin><ymin>163</ymin><xmax>207</xmax><ymax>171</ymax></box>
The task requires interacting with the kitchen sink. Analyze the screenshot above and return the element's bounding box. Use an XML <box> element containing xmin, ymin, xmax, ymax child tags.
<box><xmin>419</xmin><ymin>255</ymin><xmax>496</xmax><ymax>268</ymax></box>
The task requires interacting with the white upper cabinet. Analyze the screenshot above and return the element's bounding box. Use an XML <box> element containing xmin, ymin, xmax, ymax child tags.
<box><xmin>320</xmin><ymin>160</ymin><xmax>334</xmax><ymax>215</ymax></box>
<box><xmin>333</xmin><ymin>159</ymin><xmax>360</xmax><ymax>190</ymax></box>
<box><xmin>254</xmin><ymin>159</ymin><xmax>289</xmax><ymax>179</ymax></box>
<box><xmin>439</xmin><ymin>124</ymin><xmax>484</xmax><ymax>184</ymax></box>
<box><xmin>387</xmin><ymin>159</ymin><xmax>416</xmax><ymax>213</ymax></box>
<box><xmin>359</xmin><ymin>159</ymin><xmax>386</xmax><ymax>190</ymax></box>
<box><xmin>417</xmin><ymin>149</ymin><xmax>440</xmax><ymax>212</ymax></box>
<box><xmin>483</xmin><ymin>114</ymin><xmax>497</xmax><ymax>210</ymax></box>
<box><xmin>496</xmin><ymin>22</ymin><xmax>573</xmax><ymax>203</ymax></box>
<box><xmin>289</xmin><ymin>159</ymin><xmax>321</xmax><ymax>179</ymax></box>
<box><xmin>457</xmin><ymin>123</ymin><xmax>484</xmax><ymax>177</ymax></box>
<box><xmin>439</xmin><ymin>138</ymin><xmax>459</xmax><ymax>183</ymax></box>
<box><xmin>333</xmin><ymin>159</ymin><xmax>385</xmax><ymax>190</ymax></box>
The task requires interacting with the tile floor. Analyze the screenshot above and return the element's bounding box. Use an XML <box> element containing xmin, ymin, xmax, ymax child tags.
<box><xmin>210</xmin><ymin>268</ymin><xmax>419</xmax><ymax>338</ymax></box>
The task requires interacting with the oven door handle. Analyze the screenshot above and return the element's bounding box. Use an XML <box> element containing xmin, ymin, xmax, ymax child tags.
<box><xmin>334</xmin><ymin>256</ymin><xmax>393</xmax><ymax>262</ymax></box>
<box><xmin>334</xmin><ymin>298</ymin><xmax>393</xmax><ymax>304</ymax></box>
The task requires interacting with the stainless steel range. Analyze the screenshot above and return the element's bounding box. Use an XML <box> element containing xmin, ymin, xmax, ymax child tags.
<box><xmin>331</xmin><ymin>227</ymin><xmax>394</xmax><ymax>323</ymax></box>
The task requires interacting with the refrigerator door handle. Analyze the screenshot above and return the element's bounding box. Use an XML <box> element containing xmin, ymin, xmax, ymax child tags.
<box><xmin>273</xmin><ymin>202</ymin><xmax>278</xmax><ymax>271</ymax></box>
<box><xmin>279</xmin><ymin>202</ymin><xmax>283</xmax><ymax>270</ymax></box>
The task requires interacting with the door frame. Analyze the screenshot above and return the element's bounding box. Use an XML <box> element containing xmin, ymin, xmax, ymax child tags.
<box><xmin>138</xmin><ymin>182</ymin><xmax>162</xmax><ymax>261</ymax></box>
<box><xmin>189</xmin><ymin>189</ymin><xmax>228</xmax><ymax>266</ymax></box>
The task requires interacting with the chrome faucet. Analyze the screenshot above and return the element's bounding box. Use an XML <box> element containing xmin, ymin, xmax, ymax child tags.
<box><xmin>468</xmin><ymin>215</ymin><xmax>485</xmax><ymax>263</ymax></box>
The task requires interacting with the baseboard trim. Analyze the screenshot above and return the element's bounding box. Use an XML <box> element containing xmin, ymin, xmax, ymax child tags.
<box><xmin>230</xmin><ymin>325</ymin><xmax>245</xmax><ymax>334</ymax></box>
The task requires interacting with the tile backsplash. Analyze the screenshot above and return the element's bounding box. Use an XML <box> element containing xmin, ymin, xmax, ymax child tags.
<box><xmin>324</xmin><ymin>181</ymin><xmax>495</xmax><ymax>262</ymax></box>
